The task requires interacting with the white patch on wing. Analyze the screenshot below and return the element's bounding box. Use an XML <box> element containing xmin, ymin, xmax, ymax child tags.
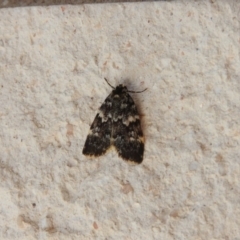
<box><xmin>98</xmin><ymin>110</ymin><xmax>108</xmax><ymax>122</ymax></box>
<box><xmin>123</xmin><ymin>115</ymin><xmax>140</xmax><ymax>126</ymax></box>
<box><xmin>113</xmin><ymin>115</ymin><xmax>123</xmax><ymax>122</ymax></box>
<box><xmin>106</xmin><ymin>101</ymin><xmax>112</xmax><ymax>107</ymax></box>
<box><xmin>121</xmin><ymin>103</ymin><xmax>128</xmax><ymax>109</ymax></box>
<box><xmin>89</xmin><ymin>128</ymin><xmax>100</xmax><ymax>137</ymax></box>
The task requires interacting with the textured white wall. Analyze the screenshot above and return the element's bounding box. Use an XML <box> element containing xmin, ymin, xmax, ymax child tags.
<box><xmin>0</xmin><ymin>1</ymin><xmax>240</xmax><ymax>239</ymax></box>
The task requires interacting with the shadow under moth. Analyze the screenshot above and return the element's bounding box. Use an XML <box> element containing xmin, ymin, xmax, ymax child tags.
<box><xmin>82</xmin><ymin>78</ymin><xmax>146</xmax><ymax>164</ymax></box>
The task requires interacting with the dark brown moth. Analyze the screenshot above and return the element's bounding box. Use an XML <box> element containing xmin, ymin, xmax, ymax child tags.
<box><xmin>82</xmin><ymin>79</ymin><xmax>146</xmax><ymax>163</ymax></box>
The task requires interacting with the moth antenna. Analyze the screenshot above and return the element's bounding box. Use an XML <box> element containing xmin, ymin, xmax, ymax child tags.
<box><xmin>127</xmin><ymin>88</ymin><xmax>147</xmax><ymax>94</ymax></box>
<box><xmin>104</xmin><ymin>78</ymin><xmax>115</xmax><ymax>89</ymax></box>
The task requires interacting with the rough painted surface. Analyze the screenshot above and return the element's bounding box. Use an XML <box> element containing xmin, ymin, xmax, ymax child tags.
<box><xmin>0</xmin><ymin>1</ymin><xmax>240</xmax><ymax>239</ymax></box>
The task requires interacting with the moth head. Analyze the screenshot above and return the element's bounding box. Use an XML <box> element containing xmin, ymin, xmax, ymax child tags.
<box><xmin>104</xmin><ymin>78</ymin><xmax>147</xmax><ymax>94</ymax></box>
<box><xmin>114</xmin><ymin>84</ymin><xmax>128</xmax><ymax>94</ymax></box>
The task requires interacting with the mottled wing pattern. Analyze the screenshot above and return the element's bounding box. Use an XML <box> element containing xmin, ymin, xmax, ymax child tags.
<box><xmin>82</xmin><ymin>94</ymin><xmax>113</xmax><ymax>156</ymax></box>
<box><xmin>112</xmin><ymin>93</ymin><xmax>144</xmax><ymax>163</ymax></box>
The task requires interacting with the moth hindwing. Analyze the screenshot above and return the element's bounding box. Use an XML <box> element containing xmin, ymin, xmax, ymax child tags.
<box><xmin>82</xmin><ymin>80</ymin><xmax>146</xmax><ymax>164</ymax></box>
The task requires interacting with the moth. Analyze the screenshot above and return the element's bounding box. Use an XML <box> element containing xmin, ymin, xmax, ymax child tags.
<box><xmin>82</xmin><ymin>78</ymin><xmax>146</xmax><ymax>163</ymax></box>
